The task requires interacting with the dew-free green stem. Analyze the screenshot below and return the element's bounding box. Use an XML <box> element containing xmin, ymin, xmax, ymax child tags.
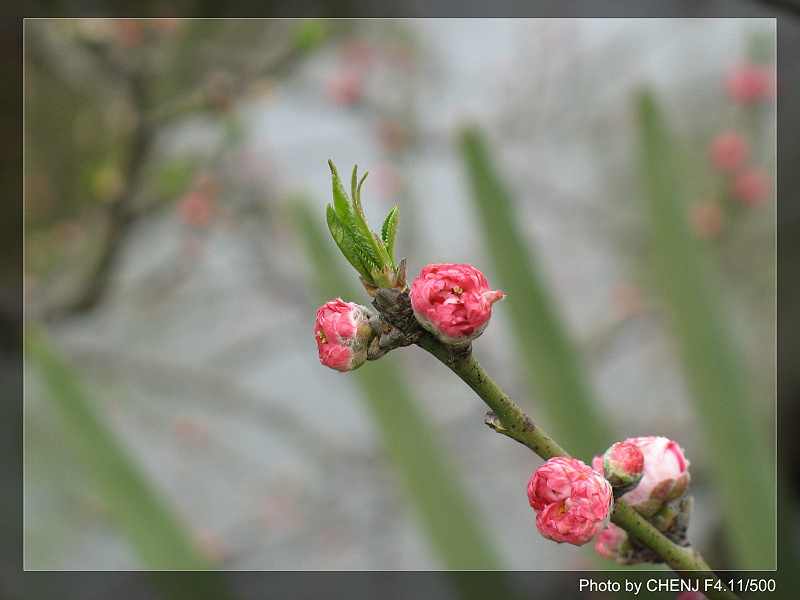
<box><xmin>416</xmin><ymin>332</ymin><xmax>738</xmax><ymax>600</ymax></box>
<box><xmin>415</xmin><ymin>333</ymin><xmax>568</xmax><ymax>459</ymax></box>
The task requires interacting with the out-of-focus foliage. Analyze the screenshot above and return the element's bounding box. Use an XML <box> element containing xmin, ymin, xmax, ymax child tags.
<box><xmin>24</xmin><ymin>19</ymin><xmax>343</xmax><ymax>319</ymax></box>
<box><xmin>23</xmin><ymin>19</ymin><xmax>780</xmax><ymax>591</ymax></box>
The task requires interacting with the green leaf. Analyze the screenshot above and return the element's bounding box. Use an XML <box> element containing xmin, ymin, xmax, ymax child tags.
<box><xmin>292</xmin><ymin>19</ymin><xmax>329</xmax><ymax>53</ymax></box>
<box><xmin>326</xmin><ymin>204</ymin><xmax>372</xmax><ymax>281</ymax></box>
<box><xmin>328</xmin><ymin>160</ymin><xmax>353</xmax><ymax>224</ymax></box>
<box><xmin>328</xmin><ymin>160</ymin><xmax>395</xmax><ymax>281</ymax></box>
<box><xmin>351</xmin><ymin>166</ymin><xmax>391</xmax><ymax>267</ymax></box>
<box><xmin>381</xmin><ymin>204</ymin><xmax>399</xmax><ymax>265</ymax></box>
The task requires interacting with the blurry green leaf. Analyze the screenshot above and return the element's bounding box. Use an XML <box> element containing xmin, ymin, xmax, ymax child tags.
<box><xmin>155</xmin><ymin>158</ymin><xmax>197</xmax><ymax>199</ymax></box>
<box><xmin>637</xmin><ymin>89</ymin><xmax>775</xmax><ymax>569</ymax></box>
<box><xmin>26</xmin><ymin>327</ymin><xmax>234</xmax><ymax>589</ymax></box>
<box><xmin>292</xmin><ymin>20</ymin><xmax>330</xmax><ymax>53</ymax></box>
<box><xmin>459</xmin><ymin>126</ymin><xmax>612</xmax><ymax>462</ymax></box>
<box><xmin>84</xmin><ymin>161</ymin><xmax>125</xmax><ymax>204</ymax></box>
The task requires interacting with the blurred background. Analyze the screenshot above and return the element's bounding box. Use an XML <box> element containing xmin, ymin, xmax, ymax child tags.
<box><xmin>15</xmin><ymin>14</ymin><xmax>792</xmax><ymax>600</ymax></box>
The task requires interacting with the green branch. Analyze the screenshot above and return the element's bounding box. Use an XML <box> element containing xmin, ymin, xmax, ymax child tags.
<box><xmin>414</xmin><ymin>332</ymin><xmax>739</xmax><ymax>600</ymax></box>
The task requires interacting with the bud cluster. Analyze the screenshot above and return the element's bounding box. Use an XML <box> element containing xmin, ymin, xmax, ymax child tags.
<box><xmin>591</xmin><ymin>436</ymin><xmax>692</xmax><ymax>564</ymax></box>
<box><xmin>316</xmin><ymin>163</ymin><xmax>505</xmax><ymax>372</ymax></box>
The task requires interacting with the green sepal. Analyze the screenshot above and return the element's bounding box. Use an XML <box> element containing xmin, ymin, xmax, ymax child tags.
<box><xmin>381</xmin><ymin>204</ymin><xmax>399</xmax><ymax>266</ymax></box>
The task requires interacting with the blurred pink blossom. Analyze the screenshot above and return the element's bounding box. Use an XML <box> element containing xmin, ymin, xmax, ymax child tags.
<box><xmin>734</xmin><ymin>167</ymin><xmax>772</xmax><ymax>207</ymax></box>
<box><xmin>725</xmin><ymin>62</ymin><xmax>776</xmax><ymax>104</ymax></box>
<box><xmin>373</xmin><ymin>118</ymin><xmax>409</xmax><ymax>154</ymax></box>
<box><xmin>114</xmin><ymin>18</ymin><xmax>146</xmax><ymax>48</ymax></box>
<box><xmin>608</xmin><ymin>283</ymin><xmax>645</xmax><ymax>322</ymax></box>
<box><xmin>708</xmin><ymin>131</ymin><xmax>750</xmax><ymax>173</ymax></box>
<box><xmin>340</xmin><ymin>36</ymin><xmax>374</xmax><ymax>72</ymax></box>
<box><xmin>689</xmin><ymin>201</ymin><xmax>726</xmax><ymax>238</ymax></box>
<box><xmin>177</xmin><ymin>191</ymin><xmax>216</xmax><ymax>228</ymax></box>
<box><xmin>676</xmin><ymin>591</ymin><xmax>709</xmax><ymax>600</ymax></box>
<box><xmin>325</xmin><ymin>69</ymin><xmax>363</xmax><ymax>106</ymax></box>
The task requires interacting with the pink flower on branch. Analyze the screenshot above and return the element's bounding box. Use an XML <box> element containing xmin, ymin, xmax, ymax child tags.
<box><xmin>315</xmin><ymin>298</ymin><xmax>374</xmax><ymax>372</ymax></box>
<box><xmin>409</xmin><ymin>263</ymin><xmax>503</xmax><ymax>346</ymax></box>
<box><xmin>597</xmin><ymin>440</ymin><xmax>645</xmax><ymax>495</ymax></box>
<box><xmin>676</xmin><ymin>591</ymin><xmax>709</xmax><ymax>600</ymax></box>
<box><xmin>611</xmin><ymin>436</ymin><xmax>691</xmax><ymax>517</ymax></box>
<box><xmin>594</xmin><ymin>523</ymin><xmax>629</xmax><ymax>560</ymax></box>
<box><xmin>527</xmin><ymin>457</ymin><xmax>613</xmax><ymax>546</ymax></box>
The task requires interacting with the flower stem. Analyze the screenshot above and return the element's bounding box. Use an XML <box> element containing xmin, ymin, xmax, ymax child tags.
<box><xmin>415</xmin><ymin>332</ymin><xmax>568</xmax><ymax>459</ymax></box>
<box><xmin>415</xmin><ymin>332</ymin><xmax>739</xmax><ymax>600</ymax></box>
<box><xmin>611</xmin><ymin>502</ymin><xmax>739</xmax><ymax>600</ymax></box>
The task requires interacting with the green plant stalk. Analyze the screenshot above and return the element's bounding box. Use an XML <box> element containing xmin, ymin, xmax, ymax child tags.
<box><xmin>294</xmin><ymin>200</ymin><xmax>510</xmax><ymax>575</ymax></box>
<box><xmin>637</xmin><ymin>90</ymin><xmax>775</xmax><ymax>569</ymax></box>
<box><xmin>26</xmin><ymin>327</ymin><xmax>236</xmax><ymax>599</ymax></box>
<box><xmin>416</xmin><ymin>331</ymin><xmax>738</xmax><ymax>600</ymax></box>
<box><xmin>459</xmin><ymin>126</ymin><xmax>612</xmax><ymax>462</ymax></box>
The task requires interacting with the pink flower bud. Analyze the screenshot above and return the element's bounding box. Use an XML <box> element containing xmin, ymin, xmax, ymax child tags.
<box><xmin>689</xmin><ymin>201</ymin><xmax>726</xmax><ymax>239</ymax></box>
<box><xmin>314</xmin><ymin>299</ymin><xmax>374</xmax><ymax>372</ymax></box>
<box><xmin>725</xmin><ymin>62</ymin><xmax>776</xmax><ymax>104</ymax></box>
<box><xmin>594</xmin><ymin>523</ymin><xmax>629</xmax><ymax>560</ymax></box>
<box><xmin>409</xmin><ymin>263</ymin><xmax>503</xmax><ymax>346</ymax></box>
<box><xmin>325</xmin><ymin>69</ymin><xmax>363</xmax><ymax>105</ymax></box>
<box><xmin>177</xmin><ymin>191</ymin><xmax>216</xmax><ymax>228</ymax></box>
<box><xmin>618</xmin><ymin>436</ymin><xmax>691</xmax><ymax>517</ymax></box>
<box><xmin>708</xmin><ymin>131</ymin><xmax>750</xmax><ymax>173</ymax></box>
<box><xmin>733</xmin><ymin>167</ymin><xmax>771</xmax><ymax>207</ymax></box>
<box><xmin>598</xmin><ymin>440</ymin><xmax>645</xmax><ymax>495</ymax></box>
<box><xmin>676</xmin><ymin>591</ymin><xmax>709</xmax><ymax>600</ymax></box>
<box><xmin>527</xmin><ymin>457</ymin><xmax>613</xmax><ymax>546</ymax></box>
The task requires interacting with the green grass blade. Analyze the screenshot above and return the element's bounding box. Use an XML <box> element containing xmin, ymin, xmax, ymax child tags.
<box><xmin>293</xmin><ymin>199</ymin><xmax>509</xmax><ymax>574</ymax></box>
<box><xmin>459</xmin><ymin>126</ymin><xmax>612</xmax><ymax>462</ymax></box>
<box><xmin>26</xmin><ymin>326</ymin><xmax>237</xmax><ymax>593</ymax></box>
<box><xmin>636</xmin><ymin>90</ymin><xmax>775</xmax><ymax>569</ymax></box>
